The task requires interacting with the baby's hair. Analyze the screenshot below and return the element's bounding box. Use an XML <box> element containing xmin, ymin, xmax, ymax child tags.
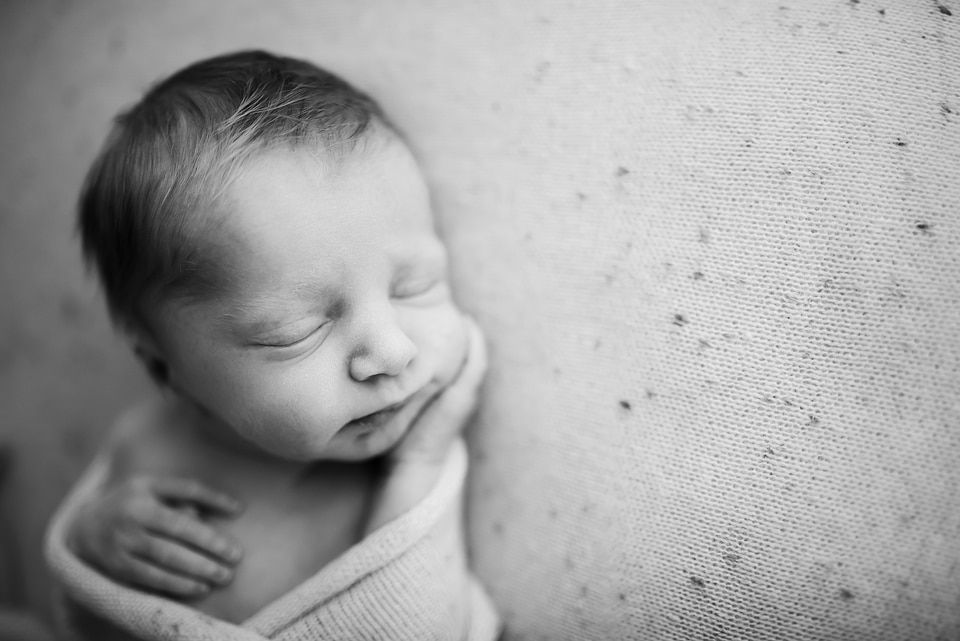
<box><xmin>79</xmin><ymin>49</ymin><xmax>393</xmax><ymax>335</ymax></box>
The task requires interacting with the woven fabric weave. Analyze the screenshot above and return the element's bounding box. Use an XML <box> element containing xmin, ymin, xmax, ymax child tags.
<box><xmin>45</xmin><ymin>440</ymin><xmax>499</xmax><ymax>640</ymax></box>
<box><xmin>442</xmin><ymin>2</ymin><xmax>960</xmax><ymax>638</ymax></box>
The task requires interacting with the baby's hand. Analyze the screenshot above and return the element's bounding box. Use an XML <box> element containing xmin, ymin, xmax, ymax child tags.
<box><xmin>390</xmin><ymin>316</ymin><xmax>488</xmax><ymax>467</ymax></box>
<box><xmin>67</xmin><ymin>476</ymin><xmax>244</xmax><ymax>599</ymax></box>
<box><xmin>365</xmin><ymin>318</ymin><xmax>487</xmax><ymax>533</ymax></box>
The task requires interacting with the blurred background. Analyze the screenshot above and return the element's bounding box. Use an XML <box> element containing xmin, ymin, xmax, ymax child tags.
<box><xmin>1</xmin><ymin>1</ymin><xmax>958</xmax><ymax>639</ymax></box>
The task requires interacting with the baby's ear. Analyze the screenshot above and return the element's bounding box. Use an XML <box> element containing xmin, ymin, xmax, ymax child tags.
<box><xmin>131</xmin><ymin>333</ymin><xmax>169</xmax><ymax>385</ymax></box>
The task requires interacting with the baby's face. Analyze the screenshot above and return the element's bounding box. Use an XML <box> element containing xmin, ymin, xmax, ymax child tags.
<box><xmin>149</xmin><ymin>138</ymin><xmax>468</xmax><ymax>461</ymax></box>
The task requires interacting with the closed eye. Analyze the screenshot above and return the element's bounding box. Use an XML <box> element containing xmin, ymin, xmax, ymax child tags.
<box><xmin>391</xmin><ymin>277</ymin><xmax>441</xmax><ymax>299</ymax></box>
<box><xmin>254</xmin><ymin>322</ymin><xmax>330</xmax><ymax>349</ymax></box>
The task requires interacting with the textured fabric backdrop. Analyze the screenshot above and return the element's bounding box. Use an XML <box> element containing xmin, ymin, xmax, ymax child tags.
<box><xmin>0</xmin><ymin>1</ymin><xmax>957</xmax><ymax>639</ymax></box>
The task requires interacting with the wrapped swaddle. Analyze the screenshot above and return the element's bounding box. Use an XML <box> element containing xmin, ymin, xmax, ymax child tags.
<box><xmin>45</xmin><ymin>439</ymin><xmax>500</xmax><ymax>641</ymax></box>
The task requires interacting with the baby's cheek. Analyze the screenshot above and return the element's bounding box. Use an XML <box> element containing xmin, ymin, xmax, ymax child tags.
<box><xmin>230</xmin><ymin>374</ymin><xmax>342</xmax><ymax>460</ymax></box>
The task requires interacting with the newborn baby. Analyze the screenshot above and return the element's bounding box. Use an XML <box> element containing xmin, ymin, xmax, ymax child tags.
<box><xmin>46</xmin><ymin>50</ymin><xmax>498</xmax><ymax>640</ymax></box>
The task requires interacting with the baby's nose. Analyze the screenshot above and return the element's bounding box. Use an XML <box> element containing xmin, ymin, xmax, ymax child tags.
<box><xmin>349</xmin><ymin>322</ymin><xmax>417</xmax><ymax>382</ymax></box>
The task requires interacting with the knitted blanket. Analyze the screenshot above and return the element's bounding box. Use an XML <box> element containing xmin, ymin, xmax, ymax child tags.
<box><xmin>44</xmin><ymin>439</ymin><xmax>500</xmax><ymax>641</ymax></box>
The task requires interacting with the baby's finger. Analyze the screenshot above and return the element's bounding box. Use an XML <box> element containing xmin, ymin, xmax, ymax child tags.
<box><xmin>130</xmin><ymin>534</ymin><xmax>234</xmax><ymax>586</ymax></box>
<box><xmin>143</xmin><ymin>506</ymin><xmax>243</xmax><ymax>565</ymax></box>
<box><xmin>151</xmin><ymin>478</ymin><xmax>243</xmax><ymax>515</ymax></box>
<box><xmin>459</xmin><ymin>317</ymin><xmax>488</xmax><ymax>387</ymax></box>
<box><xmin>444</xmin><ymin>317</ymin><xmax>488</xmax><ymax>402</ymax></box>
<box><xmin>119</xmin><ymin>553</ymin><xmax>211</xmax><ymax>598</ymax></box>
<box><xmin>418</xmin><ymin>317</ymin><xmax>488</xmax><ymax>425</ymax></box>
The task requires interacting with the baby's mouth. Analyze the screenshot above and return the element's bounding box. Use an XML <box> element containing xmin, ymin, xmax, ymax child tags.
<box><xmin>344</xmin><ymin>399</ymin><xmax>408</xmax><ymax>433</ymax></box>
<box><xmin>341</xmin><ymin>378</ymin><xmax>442</xmax><ymax>436</ymax></box>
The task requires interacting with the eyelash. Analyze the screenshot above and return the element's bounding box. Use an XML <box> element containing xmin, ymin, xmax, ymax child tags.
<box><xmin>392</xmin><ymin>277</ymin><xmax>439</xmax><ymax>299</ymax></box>
<box><xmin>251</xmin><ymin>275</ymin><xmax>442</xmax><ymax>348</ymax></box>
<box><xmin>257</xmin><ymin>323</ymin><xmax>328</xmax><ymax>349</ymax></box>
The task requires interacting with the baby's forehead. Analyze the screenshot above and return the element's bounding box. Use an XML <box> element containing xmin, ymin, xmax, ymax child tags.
<box><xmin>228</xmin><ymin>131</ymin><xmax>421</xmax><ymax>192</ymax></box>
<box><xmin>194</xmin><ymin>135</ymin><xmax>438</xmax><ymax>257</ymax></box>
<box><xmin>222</xmin><ymin>135</ymin><xmax>428</xmax><ymax>209</ymax></box>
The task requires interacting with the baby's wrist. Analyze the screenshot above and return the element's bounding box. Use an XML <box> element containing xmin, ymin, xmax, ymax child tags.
<box><xmin>366</xmin><ymin>452</ymin><xmax>446</xmax><ymax>534</ymax></box>
<box><xmin>67</xmin><ymin>514</ymin><xmax>104</xmax><ymax>571</ymax></box>
<box><xmin>385</xmin><ymin>440</ymin><xmax>454</xmax><ymax>470</ymax></box>
<box><xmin>383</xmin><ymin>453</ymin><xmax>446</xmax><ymax>476</ymax></box>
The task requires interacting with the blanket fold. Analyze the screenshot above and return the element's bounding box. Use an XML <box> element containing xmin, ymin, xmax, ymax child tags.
<box><xmin>45</xmin><ymin>439</ymin><xmax>500</xmax><ymax>641</ymax></box>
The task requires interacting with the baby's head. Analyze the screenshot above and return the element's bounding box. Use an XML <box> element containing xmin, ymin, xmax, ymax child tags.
<box><xmin>80</xmin><ymin>50</ymin><xmax>468</xmax><ymax>461</ymax></box>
